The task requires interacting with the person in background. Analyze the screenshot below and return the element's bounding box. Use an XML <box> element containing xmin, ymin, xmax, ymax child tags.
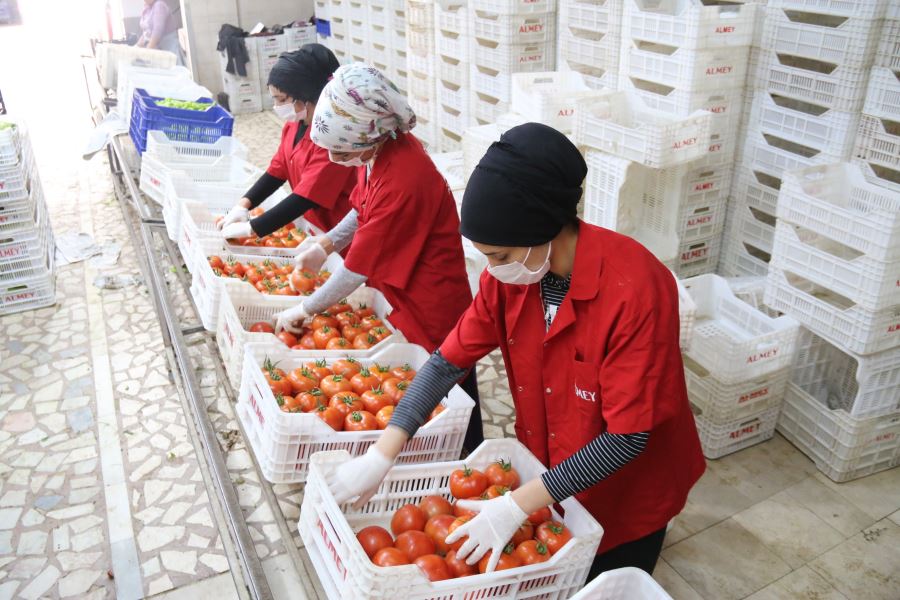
<box><xmin>273</xmin><ymin>63</ymin><xmax>484</xmax><ymax>453</ymax></box>
<box><xmin>218</xmin><ymin>44</ymin><xmax>355</xmax><ymax>239</ymax></box>
<box><xmin>136</xmin><ymin>0</ymin><xmax>184</xmax><ymax>65</ymax></box>
<box><xmin>325</xmin><ymin>123</ymin><xmax>705</xmax><ymax>576</ymax></box>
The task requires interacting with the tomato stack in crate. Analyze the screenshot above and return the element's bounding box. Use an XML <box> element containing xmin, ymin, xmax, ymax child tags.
<box><xmin>557</xmin><ymin>0</ymin><xmax>623</xmax><ymax>91</ymax></box>
<box><xmin>721</xmin><ymin>0</ymin><xmax>890</xmax><ymax>278</ymax></box>
<box><xmin>763</xmin><ymin>162</ymin><xmax>900</xmax><ymax>481</ymax></box>
<box><xmin>237</xmin><ymin>343</ymin><xmax>474</xmax><ymax>483</ymax></box>
<box><xmin>299</xmin><ymin>438</ymin><xmax>603</xmax><ymax>598</ymax></box>
<box><xmin>681</xmin><ymin>274</ymin><xmax>800</xmax><ymax>459</ymax></box>
<box><xmin>0</xmin><ymin>119</ymin><xmax>55</xmax><ymax>316</ymax></box>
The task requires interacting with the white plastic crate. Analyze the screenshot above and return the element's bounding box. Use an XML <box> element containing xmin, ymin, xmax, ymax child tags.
<box><xmin>558</xmin><ymin>56</ymin><xmax>618</xmax><ymax>90</ymax></box>
<box><xmin>469</xmin><ymin>91</ymin><xmax>509</xmax><ymax>126</ymax></box>
<box><xmin>367</xmin><ymin>23</ymin><xmax>390</xmax><ymax>50</ymax></box>
<box><xmin>215</xmin><ymin>272</ymin><xmax>397</xmax><ymax>389</ymax></box>
<box><xmin>571</xmin><ymin>567</ymin><xmax>673</xmax><ymax>600</ymax></box>
<box><xmin>620</xmin><ymin>76</ymin><xmax>743</xmax><ymax>127</ymax></box>
<box><xmin>875</xmin><ymin>18</ymin><xmax>900</xmax><ymax>69</ymax></box>
<box><xmin>254</xmin><ymin>34</ymin><xmax>287</xmax><ymax>60</ymax></box>
<box><xmin>686</xmin><ymin>355</ymin><xmax>790</xmax><ymax>424</ymax></box>
<box><xmin>777</xmin><ymin>163</ymin><xmax>900</xmax><ymax>262</ymax></box>
<box><xmin>510</xmin><ymin>71</ymin><xmax>604</xmax><ymax>133</ymax></box>
<box><xmin>559</xmin><ymin>26</ymin><xmax>620</xmax><ymax>72</ymax></box>
<box><xmin>118</xmin><ymin>64</ymin><xmax>208</xmax><ymax>132</ymax></box>
<box><xmin>0</xmin><ymin>207</ymin><xmax>51</xmax><ymax>267</ymax></box>
<box><xmin>682</xmin><ymin>273</ymin><xmax>800</xmax><ymax>383</ymax></box>
<box><xmin>406</xmin><ymin>0</ymin><xmax>435</xmax><ymax>28</ymax></box>
<box><xmin>676</xmin><ymin>273</ymin><xmax>697</xmax><ymax>351</ymax></box>
<box><xmin>299</xmin><ymin>438</ymin><xmax>603</xmax><ymax>599</ymax></box>
<box><xmin>620</xmin><ymin>39</ymin><xmax>750</xmax><ymax>93</ymax></box>
<box><xmin>436</xmin><ymin>77</ymin><xmax>468</xmax><ymax>116</ymax></box>
<box><xmin>750</xmin><ymin>48</ymin><xmax>871</xmax><ymax>113</ymax></box>
<box><xmin>679</xmin><ymin>195</ymin><xmax>728</xmax><ymax>243</ymax></box>
<box><xmin>727</xmin><ymin>202</ymin><xmax>777</xmax><ymax>256</ymax></box>
<box><xmin>730</xmin><ymin>165</ymin><xmax>781</xmax><ymax>216</ymax></box>
<box><xmin>437</xmin><ymin>52</ymin><xmax>467</xmax><ymax>89</ymax></box>
<box><xmin>693</xmin><ymin>403</ymin><xmax>780</xmax><ymax>459</ymax></box>
<box><xmin>718</xmin><ymin>236</ymin><xmax>772</xmax><ymax>279</ymax></box>
<box><xmin>772</xmin><ymin>221</ymin><xmax>900</xmax><ymax>313</ymax></box>
<box><xmin>140</xmin><ymin>151</ymin><xmax>260</xmax><ymax>207</ymax></box>
<box><xmin>436</xmin><ymin>103</ymin><xmax>469</xmax><ymax>139</ymax></box>
<box><xmin>348</xmin><ymin>0</ymin><xmax>366</xmax><ymax>22</ymax></box>
<box><xmin>470</xmin><ymin>9</ymin><xmax>557</xmax><ymax>45</ymax></box>
<box><xmin>739</xmin><ymin>126</ymin><xmax>841</xmax><ymax>179</ymax></box>
<box><xmin>477</xmin><ymin>0</ymin><xmax>555</xmax><ymax>13</ymax></box>
<box><xmin>790</xmin><ymin>327</ymin><xmax>900</xmax><ymax>419</ymax></box>
<box><xmin>853</xmin><ymin>113</ymin><xmax>900</xmax><ymax>176</ymax></box>
<box><xmin>583</xmin><ymin>150</ymin><xmax>682</xmax><ymax>265</ymax></box>
<box><xmin>561</xmin><ymin>0</ymin><xmax>621</xmax><ymax>33</ymax></box>
<box><xmin>285</xmin><ymin>24</ymin><xmax>317</xmax><ymax>49</ymax></box>
<box><xmin>764</xmin><ymin>265</ymin><xmax>900</xmax><ymax>355</ymax></box>
<box><xmin>862</xmin><ymin>67</ymin><xmax>900</xmax><ymax>122</ymax></box>
<box><xmin>768</xmin><ymin>0</ymin><xmax>892</xmax><ymax>19</ymax></box>
<box><xmin>239</xmin><ymin>343</ymin><xmax>475</xmax><ymax>483</ymax></box>
<box><xmin>778</xmin><ymin>381</ymin><xmax>900</xmax><ymax>482</ymax></box>
<box><xmin>0</xmin><ymin>256</ymin><xmax>56</xmax><ymax>316</ymax></box>
<box><xmin>623</xmin><ymin>0</ymin><xmax>757</xmax><ymax>49</ymax></box>
<box><xmin>472</xmin><ymin>37</ymin><xmax>556</xmax><ymax>74</ymax></box>
<box><xmin>575</xmin><ymin>90</ymin><xmax>712</xmax><ymax>168</ymax></box>
<box><xmin>95</xmin><ymin>43</ymin><xmax>176</xmax><ymax>89</ymax></box>
<box><xmin>852</xmin><ymin>157</ymin><xmax>900</xmax><ymax>196</ymax></box>
<box><xmin>436</xmin><ymin>4</ymin><xmax>468</xmax><ymax>56</ymax></box>
<box><xmin>672</xmin><ymin>234</ymin><xmax>722</xmax><ymax>278</ymax></box>
<box><xmin>684</xmin><ymin>163</ymin><xmax>733</xmax><ymax>204</ymax></box>
<box><xmin>761</xmin><ymin>7</ymin><xmax>883</xmax><ymax>69</ymax></box>
<box><xmin>144</xmin><ymin>130</ymin><xmax>247</xmax><ymax>166</ymax></box>
<box><xmin>0</xmin><ymin>189</ymin><xmax>46</xmax><ymax>242</ymax></box>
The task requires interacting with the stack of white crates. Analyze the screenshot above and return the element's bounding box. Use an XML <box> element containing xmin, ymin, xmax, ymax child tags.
<box><xmin>327</xmin><ymin>0</ymin><xmax>349</xmax><ymax>62</ymax></box>
<box><xmin>388</xmin><ymin>0</ymin><xmax>409</xmax><ymax>93</ymax></box>
<box><xmin>256</xmin><ymin>34</ymin><xmax>289</xmax><ymax>110</ymax></box>
<box><xmin>406</xmin><ymin>0</ymin><xmax>439</xmax><ymax>150</ymax></box>
<box><xmin>435</xmin><ymin>2</ymin><xmax>471</xmax><ymax>151</ymax></box>
<box><xmin>558</xmin><ymin>0</ymin><xmax>623</xmax><ymax>90</ymax></box>
<box><xmin>721</xmin><ymin>0</ymin><xmax>889</xmax><ymax>278</ymax></box>
<box><xmin>764</xmin><ymin>162</ymin><xmax>900</xmax><ymax>481</ymax></box>
<box><xmin>468</xmin><ymin>0</ymin><xmax>558</xmax><ymax>127</ymax></box>
<box><xmin>0</xmin><ymin>120</ymin><xmax>56</xmax><ymax>316</ymax></box>
<box><xmin>366</xmin><ymin>0</ymin><xmax>393</xmax><ymax>77</ymax></box>
<box><xmin>682</xmin><ymin>274</ymin><xmax>799</xmax><ymax>459</ymax></box>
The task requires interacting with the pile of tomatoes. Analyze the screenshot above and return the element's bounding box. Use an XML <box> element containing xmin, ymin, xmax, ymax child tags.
<box><xmin>218</xmin><ymin>207</ymin><xmax>309</xmax><ymax>249</ymax></box>
<box><xmin>261</xmin><ymin>356</ymin><xmax>444</xmax><ymax>431</ymax></box>
<box><xmin>250</xmin><ymin>300</ymin><xmax>393</xmax><ymax>350</ymax></box>
<box><xmin>207</xmin><ymin>255</ymin><xmax>329</xmax><ymax>297</ymax></box>
<box><xmin>353</xmin><ymin>460</ymin><xmax>573</xmax><ymax>582</ymax></box>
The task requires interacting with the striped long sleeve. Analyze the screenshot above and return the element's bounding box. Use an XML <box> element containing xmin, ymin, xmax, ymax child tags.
<box><xmin>388</xmin><ymin>350</ymin><xmax>466</xmax><ymax>436</ymax></box>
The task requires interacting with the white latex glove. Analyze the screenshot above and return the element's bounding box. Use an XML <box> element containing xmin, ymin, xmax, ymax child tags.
<box><xmin>293</xmin><ymin>236</ymin><xmax>328</xmax><ymax>272</ymax></box>
<box><xmin>329</xmin><ymin>445</ymin><xmax>394</xmax><ymax>509</ymax></box>
<box><xmin>274</xmin><ymin>302</ymin><xmax>311</xmax><ymax>335</ymax></box>
<box><xmin>445</xmin><ymin>493</ymin><xmax>528</xmax><ymax>572</ymax></box>
<box><xmin>218</xmin><ymin>205</ymin><xmax>249</xmax><ymax>230</ymax></box>
<box><xmin>221</xmin><ymin>221</ymin><xmax>253</xmax><ymax>240</ymax></box>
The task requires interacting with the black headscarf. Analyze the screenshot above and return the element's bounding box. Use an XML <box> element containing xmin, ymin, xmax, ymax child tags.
<box><xmin>460</xmin><ymin>122</ymin><xmax>587</xmax><ymax>247</ymax></box>
<box><xmin>266</xmin><ymin>43</ymin><xmax>339</xmax><ymax>104</ymax></box>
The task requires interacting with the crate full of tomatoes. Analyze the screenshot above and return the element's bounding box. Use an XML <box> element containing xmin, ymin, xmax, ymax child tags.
<box><xmin>299</xmin><ymin>438</ymin><xmax>603</xmax><ymax>599</ymax></box>
<box><xmin>216</xmin><ymin>277</ymin><xmax>398</xmax><ymax>390</ymax></box>
<box><xmin>236</xmin><ymin>343</ymin><xmax>473</xmax><ymax>484</ymax></box>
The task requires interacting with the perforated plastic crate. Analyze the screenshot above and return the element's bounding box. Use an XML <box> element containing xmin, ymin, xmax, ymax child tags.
<box><xmin>682</xmin><ymin>273</ymin><xmax>800</xmax><ymax>382</ymax></box>
<box><xmin>679</xmin><ymin>194</ymin><xmax>728</xmax><ymax>243</ymax></box>
<box><xmin>676</xmin><ymin>273</ymin><xmax>697</xmax><ymax>351</ymax></box>
<box><xmin>285</xmin><ymin>24</ymin><xmax>318</xmax><ymax>49</ymax></box>
<box><xmin>558</xmin><ymin>56</ymin><xmax>618</xmax><ymax>90</ymax></box>
<box><xmin>95</xmin><ymin>42</ymin><xmax>176</xmax><ymax>89</ymax></box>
<box><xmin>861</xmin><ymin>67</ymin><xmax>900</xmax><ymax>122</ymax></box>
<box><xmin>511</xmin><ymin>71</ymin><xmax>605</xmax><ymax>133</ymax></box>
<box><xmin>406</xmin><ymin>0</ymin><xmax>435</xmax><ymax>28</ymax></box>
<box><xmin>561</xmin><ymin>0</ymin><xmax>621</xmax><ymax>33</ymax></box>
<box><xmin>575</xmin><ymin>90</ymin><xmax>712</xmax><ymax>168</ymax></box>
<box><xmin>686</xmin><ymin>354</ymin><xmax>790</xmax><ymax>424</ymax></box>
<box><xmin>768</xmin><ymin>0</ymin><xmax>892</xmax><ymax>19</ymax></box>
<box><xmin>469</xmin><ymin>38</ymin><xmax>556</xmax><ymax>77</ymax></box>
<box><xmin>853</xmin><ymin>113</ymin><xmax>900</xmax><ymax>178</ymax></box>
<box><xmin>571</xmin><ymin>568</ymin><xmax>673</xmax><ymax>600</ymax></box>
<box><xmin>0</xmin><ymin>255</ymin><xmax>56</xmax><ymax>316</ymax></box>
<box><xmin>469</xmin><ymin>90</ymin><xmax>510</xmax><ymax>126</ymax></box>
<box><xmin>726</xmin><ymin>202</ymin><xmax>777</xmax><ymax>256</ymax></box>
<box><xmin>620</xmin><ymin>39</ymin><xmax>750</xmax><ymax>93</ymax></box>
<box><xmin>739</xmin><ymin>125</ymin><xmax>842</xmax><ymax>179</ymax></box>
<box><xmin>619</xmin><ymin>76</ymin><xmax>743</xmax><ymax>127</ymax></box>
<box><xmin>298</xmin><ymin>438</ymin><xmax>603</xmax><ymax>598</ymax></box>
<box><xmin>778</xmin><ymin>382</ymin><xmax>900</xmax><ymax>482</ymax></box>
<box><xmin>477</xmin><ymin>0</ymin><xmax>555</xmax><ymax>13</ymax></box>
<box><xmin>0</xmin><ymin>187</ymin><xmax>46</xmax><ymax>242</ymax></box>
<box><xmin>239</xmin><ymin>343</ymin><xmax>475</xmax><ymax>483</ymax></box>
<box><xmin>875</xmin><ymin>18</ymin><xmax>900</xmax><ymax>69</ymax></box>
<box><xmin>718</xmin><ymin>235</ymin><xmax>772</xmax><ymax>279</ymax></box>
<box><xmin>129</xmin><ymin>89</ymin><xmax>234</xmax><ymax>155</ymax></box>
<box><xmin>140</xmin><ymin>133</ymin><xmax>250</xmax><ymax>200</ymax></box>
<box><xmin>623</xmin><ymin>0</ymin><xmax>757</xmax><ymax>49</ymax></box>
<box><xmin>470</xmin><ymin>9</ymin><xmax>557</xmax><ymax>45</ymax></box>
<box><xmin>730</xmin><ymin>165</ymin><xmax>782</xmax><ymax>216</ymax></box>
<box><xmin>672</xmin><ymin>234</ymin><xmax>722</xmax><ymax>278</ymax></box>
<box><xmin>761</xmin><ymin>6</ymin><xmax>882</xmax><ymax>69</ymax></box>
<box><xmin>436</xmin><ymin>103</ymin><xmax>469</xmax><ymax>139</ymax></box>
<box><xmin>559</xmin><ymin>26</ymin><xmax>620</xmax><ymax>72</ymax></box>
<box><xmin>693</xmin><ymin>403</ymin><xmax>780</xmax><ymax>459</ymax></box>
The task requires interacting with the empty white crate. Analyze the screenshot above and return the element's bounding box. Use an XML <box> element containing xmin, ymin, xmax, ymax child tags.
<box><xmin>511</xmin><ymin>71</ymin><xmax>604</xmax><ymax>133</ymax></box>
<box><xmin>144</xmin><ymin>130</ymin><xmax>247</xmax><ymax>165</ymax></box>
<box><xmin>875</xmin><ymin>17</ymin><xmax>900</xmax><ymax>69</ymax></box>
<box><xmin>620</xmin><ymin>39</ymin><xmax>750</xmax><ymax>93</ymax></box>
<box><xmin>686</xmin><ymin>355</ymin><xmax>790</xmax><ymax>423</ymax></box>
<box><xmin>767</xmin><ymin>0</ymin><xmax>892</xmax><ymax>19</ymax></box>
<box><xmin>470</xmin><ymin>9</ymin><xmax>557</xmax><ymax>45</ymax></box>
<box><xmin>854</xmin><ymin>113</ymin><xmax>900</xmax><ymax>179</ymax></box>
<box><xmin>726</xmin><ymin>202</ymin><xmax>777</xmax><ymax>255</ymax></box>
<box><xmin>730</xmin><ymin>165</ymin><xmax>782</xmax><ymax>216</ymax></box>
<box><xmin>299</xmin><ymin>438</ymin><xmax>603</xmax><ymax>599</ymax></box>
<box><xmin>620</xmin><ymin>77</ymin><xmax>743</xmax><ymax>127</ymax></box>
<box><xmin>559</xmin><ymin>56</ymin><xmax>619</xmax><ymax>90</ymax></box>
<box><xmin>693</xmin><ymin>403</ymin><xmax>781</xmax><ymax>459</ymax></box>
<box><xmin>437</xmin><ymin>53</ymin><xmax>467</xmax><ymax>87</ymax></box>
<box><xmin>140</xmin><ymin>151</ymin><xmax>260</xmax><ymax>208</ymax></box>
<box><xmin>561</xmin><ymin>0</ymin><xmax>622</xmax><ymax>34</ymax></box>
<box><xmin>238</xmin><ymin>343</ymin><xmax>475</xmax><ymax>483</ymax></box>
<box><xmin>673</xmin><ymin>234</ymin><xmax>723</xmax><ymax>278</ymax></box>
<box><xmin>778</xmin><ymin>381</ymin><xmax>900</xmax><ymax>482</ymax></box>
<box><xmin>575</xmin><ymin>91</ymin><xmax>712</xmax><ymax>168</ymax></box>
<box><xmin>719</xmin><ymin>235</ymin><xmax>772</xmax><ymax>279</ymax></box>
<box><xmin>682</xmin><ymin>274</ymin><xmax>800</xmax><ymax>383</ymax></box>
<box><xmin>559</xmin><ymin>26</ymin><xmax>620</xmax><ymax>74</ymax></box>
<box><xmin>571</xmin><ymin>567</ymin><xmax>673</xmax><ymax>600</ymax></box>
<box><xmin>623</xmin><ymin>0</ymin><xmax>757</xmax><ymax>49</ymax></box>
<box><xmin>739</xmin><ymin>125</ymin><xmax>843</xmax><ymax>178</ymax></box>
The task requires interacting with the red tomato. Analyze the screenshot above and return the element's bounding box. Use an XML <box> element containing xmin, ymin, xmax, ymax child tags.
<box><xmin>344</xmin><ymin>410</ymin><xmax>377</xmax><ymax>431</ymax></box>
<box><xmin>355</xmin><ymin>305</ymin><xmax>375</xmax><ymax>319</ymax></box>
<box><xmin>276</xmin><ymin>331</ymin><xmax>298</xmax><ymax>348</ymax></box>
<box><xmin>449</xmin><ymin>468</ymin><xmax>488</xmax><ymax>500</ymax></box>
<box><xmin>452</xmin><ymin>497</ymin><xmax>481</xmax><ymax>519</ymax></box>
<box><xmin>361</xmin><ymin>388</ymin><xmax>392</xmax><ymax>414</ymax></box>
<box><xmin>290</xmin><ymin>269</ymin><xmax>317</xmax><ymax>293</ymax></box>
<box><xmin>394</xmin><ymin>530</ymin><xmax>435</xmax><ymax>562</ymax></box>
<box><xmin>208</xmin><ymin>255</ymin><xmax>225</xmax><ymax>270</ymax></box>
<box><xmin>336</xmin><ymin>311</ymin><xmax>359</xmax><ymax>328</ymax></box>
<box><xmin>313</xmin><ymin>326</ymin><xmax>339</xmax><ymax>349</ymax></box>
<box><xmin>304</xmin><ymin>360</ymin><xmax>331</xmax><ymax>381</ymax></box>
<box><xmin>382</xmin><ymin>378</ymin><xmax>409</xmax><ymax>404</ymax></box>
<box><xmin>249</xmin><ymin>322</ymin><xmax>274</xmax><ymax>333</ymax></box>
<box><xmin>391</xmin><ymin>504</ymin><xmax>427</xmax><ymax>536</ymax></box>
<box><xmin>297</xmin><ymin>389</ymin><xmax>325</xmax><ymax>412</ymax></box>
<box><xmin>419</xmin><ymin>495</ymin><xmax>454</xmax><ymax>520</ymax></box>
<box><xmin>413</xmin><ymin>554</ymin><xmax>451</xmax><ymax>582</ymax></box>
<box><xmin>263</xmin><ymin>369</ymin><xmax>293</xmax><ymax>397</ymax></box>
<box><xmin>361</xmin><ymin>315</ymin><xmax>385</xmax><ymax>331</ymax></box>
<box><xmin>424</xmin><ymin>514</ymin><xmax>456</xmax><ymax>555</ymax></box>
<box><xmin>282</xmin><ymin>233</ymin><xmax>301</xmax><ymax>248</ymax></box>
<box><xmin>527</xmin><ymin>507</ymin><xmax>553</xmax><ymax>527</ymax></box>
<box><xmin>511</xmin><ymin>521</ymin><xmax>534</xmax><ymax>547</ymax></box>
<box><xmin>478</xmin><ymin>544</ymin><xmax>521</xmax><ymax>573</ymax></box>
<box><xmin>314</xmin><ymin>406</ymin><xmax>343</xmax><ymax>431</ymax></box>
<box><xmin>312</xmin><ymin>313</ymin><xmax>339</xmax><ymax>330</ymax></box>
<box><xmin>277</xmin><ymin>393</ymin><xmax>299</xmax><ymax>413</ymax></box>
<box><xmin>485</xmin><ymin>459</ymin><xmax>521</xmax><ymax>490</ymax></box>
<box><xmin>326</xmin><ymin>337</ymin><xmax>352</xmax><ymax>350</ymax></box>
<box><xmin>249</xmin><ymin>207</ymin><xmax>264</xmax><ymax>217</ymax></box>
<box><xmin>331</xmin><ymin>358</ymin><xmax>362</xmax><ymax>378</ymax></box>
<box><xmin>370</xmin><ymin>327</ymin><xmax>391</xmax><ymax>343</ymax></box>
<box><xmin>298</xmin><ymin>333</ymin><xmax>317</xmax><ymax>350</ymax></box>
<box><xmin>372</xmin><ymin>547</ymin><xmax>409</xmax><ymax>566</ymax></box>
<box><xmin>264</xmin><ymin>238</ymin><xmax>284</xmax><ymax>248</ymax></box>
<box><xmin>352</xmin><ymin>333</ymin><xmax>378</xmax><ymax>350</ymax></box>
<box><xmin>329</xmin><ymin>392</ymin><xmax>363</xmax><ymax>418</ymax></box>
<box><xmin>445</xmin><ymin>550</ymin><xmax>478</xmax><ymax>578</ymax></box>
<box><xmin>327</xmin><ymin>301</ymin><xmax>353</xmax><ymax>316</ymax></box>
<box><xmin>342</xmin><ymin>324</ymin><xmax>365</xmax><ymax>341</ymax></box>
<box><xmin>514</xmin><ymin>540</ymin><xmax>551</xmax><ymax>566</ymax></box>
<box><xmin>357</xmin><ymin>526</ymin><xmax>394</xmax><ymax>559</ymax></box>
<box><xmin>375</xmin><ymin>405</ymin><xmax>394</xmax><ymax>429</ymax></box>
<box><xmin>535</xmin><ymin>521</ymin><xmax>573</xmax><ymax>555</ymax></box>
<box><xmin>428</xmin><ymin>404</ymin><xmax>445</xmax><ymax>421</ymax></box>
<box><xmin>288</xmin><ymin>368</ymin><xmax>318</xmax><ymax>395</ymax></box>
<box><xmin>481</xmin><ymin>485</ymin><xmax>510</xmax><ymax>500</ymax></box>
<box><xmin>390</xmin><ymin>364</ymin><xmax>416</xmax><ymax>381</ymax></box>
<box><xmin>351</xmin><ymin>368</ymin><xmax>381</xmax><ymax>395</ymax></box>
<box><xmin>320</xmin><ymin>374</ymin><xmax>353</xmax><ymax>398</ymax></box>
<box><xmin>446</xmin><ymin>515</ymin><xmax>471</xmax><ymax>552</ymax></box>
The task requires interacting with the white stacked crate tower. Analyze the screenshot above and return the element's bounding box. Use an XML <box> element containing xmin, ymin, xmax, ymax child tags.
<box><xmin>347</xmin><ymin>0</ymin><xmax>369</xmax><ymax>65</ymax></box>
<box><xmin>557</xmin><ymin>0</ymin><xmax>623</xmax><ymax>90</ymax></box>
<box><xmin>406</xmin><ymin>0</ymin><xmax>439</xmax><ymax>150</ymax></box>
<box><xmin>256</xmin><ymin>34</ymin><xmax>289</xmax><ymax>110</ymax></box>
<box><xmin>760</xmin><ymin>2</ymin><xmax>900</xmax><ymax>483</ymax></box>
<box><xmin>220</xmin><ymin>37</ymin><xmax>263</xmax><ymax>115</ymax></box>
<box><xmin>0</xmin><ymin>120</ymin><xmax>56</xmax><ymax>316</ymax></box>
<box><xmin>468</xmin><ymin>0</ymin><xmax>558</xmax><ymax>127</ymax></box>
<box><xmin>389</xmin><ymin>0</ymin><xmax>409</xmax><ymax>94</ymax></box>
<box><xmin>720</xmin><ymin>0</ymin><xmax>887</xmax><ymax>278</ymax></box>
<box><xmin>326</xmin><ymin>0</ymin><xmax>350</xmax><ymax>63</ymax></box>
<box><xmin>366</xmin><ymin>0</ymin><xmax>394</xmax><ymax>79</ymax></box>
<box><xmin>618</xmin><ymin>0</ymin><xmax>757</xmax><ymax>278</ymax></box>
<box><xmin>435</xmin><ymin>2</ymin><xmax>472</xmax><ymax>152</ymax></box>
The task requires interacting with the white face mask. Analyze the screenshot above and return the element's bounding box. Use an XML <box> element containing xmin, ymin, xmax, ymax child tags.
<box><xmin>273</xmin><ymin>101</ymin><xmax>306</xmax><ymax>122</ymax></box>
<box><xmin>487</xmin><ymin>242</ymin><xmax>552</xmax><ymax>285</ymax></box>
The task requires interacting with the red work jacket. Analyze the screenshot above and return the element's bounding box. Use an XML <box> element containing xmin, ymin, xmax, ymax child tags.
<box><xmin>267</xmin><ymin>121</ymin><xmax>355</xmax><ymax>232</ymax></box>
<box><xmin>343</xmin><ymin>133</ymin><xmax>472</xmax><ymax>351</ymax></box>
<box><xmin>440</xmin><ymin>222</ymin><xmax>706</xmax><ymax>553</ymax></box>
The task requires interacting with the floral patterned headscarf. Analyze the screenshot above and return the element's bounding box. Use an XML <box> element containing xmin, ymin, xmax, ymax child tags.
<box><xmin>310</xmin><ymin>63</ymin><xmax>416</xmax><ymax>152</ymax></box>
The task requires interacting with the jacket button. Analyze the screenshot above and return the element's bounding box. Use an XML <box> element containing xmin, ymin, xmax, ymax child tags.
<box><xmin>526</xmin><ymin>430</ymin><xmax>532</xmax><ymax>436</ymax></box>
<box><xmin>550</xmin><ymin>432</ymin><xmax>556</xmax><ymax>439</ymax></box>
<box><xmin>545</xmin><ymin>387</ymin><xmax>552</xmax><ymax>394</ymax></box>
<box><xmin>516</xmin><ymin>386</ymin><xmax>523</xmax><ymax>392</ymax></box>
<box><xmin>508</xmin><ymin>338</ymin><xmax>515</xmax><ymax>345</ymax></box>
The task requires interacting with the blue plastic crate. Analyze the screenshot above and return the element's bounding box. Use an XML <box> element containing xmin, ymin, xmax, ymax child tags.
<box><xmin>316</xmin><ymin>18</ymin><xmax>331</xmax><ymax>37</ymax></box>
<box><xmin>129</xmin><ymin>88</ymin><xmax>234</xmax><ymax>154</ymax></box>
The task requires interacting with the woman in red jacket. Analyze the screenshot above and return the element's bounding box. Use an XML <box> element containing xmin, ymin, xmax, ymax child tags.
<box><xmin>218</xmin><ymin>44</ymin><xmax>355</xmax><ymax>240</ymax></box>
<box><xmin>325</xmin><ymin>123</ymin><xmax>706</xmax><ymax>577</ymax></box>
